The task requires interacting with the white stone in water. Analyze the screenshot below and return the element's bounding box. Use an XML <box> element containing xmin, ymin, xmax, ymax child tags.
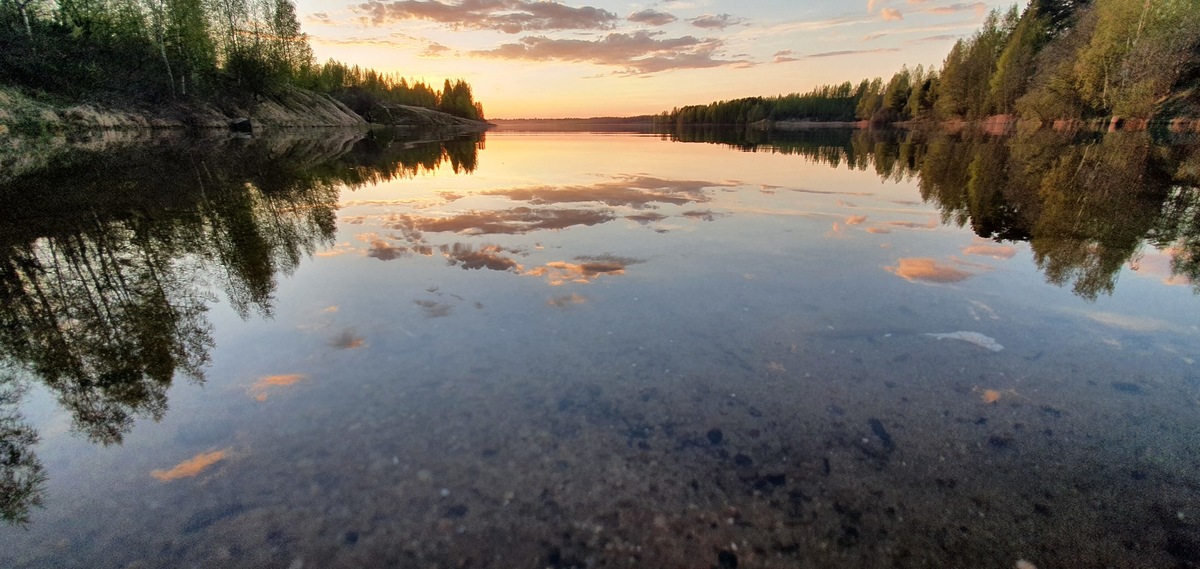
<box><xmin>1015</xmin><ymin>560</ymin><xmax>1037</xmax><ymax>569</ymax></box>
<box><xmin>925</xmin><ymin>331</ymin><xmax>1004</xmax><ymax>352</ymax></box>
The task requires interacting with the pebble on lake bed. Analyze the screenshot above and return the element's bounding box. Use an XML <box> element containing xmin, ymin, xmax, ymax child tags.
<box><xmin>925</xmin><ymin>331</ymin><xmax>1004</xmax><ymax>352</ymax></box>
<box><xmin>1015</xmin><ymin>560</ymin><xmax>1037</xmax><ymax>569</ymax></box>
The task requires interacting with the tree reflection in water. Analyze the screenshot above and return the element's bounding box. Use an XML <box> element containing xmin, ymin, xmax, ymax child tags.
<box><xmin>2</xmin><ymin>124</ymin><xmax>1197</xmax><ymax>526</ymax></box>
<box><xmin>0</xmin><ymin>129</ymin><xmax>483</xmax><ymax>525</ymax></box>
<box><xmin>662</xmin><ymin>125</ymin><xmax>1200</xmax><ymax>300</ymax></box>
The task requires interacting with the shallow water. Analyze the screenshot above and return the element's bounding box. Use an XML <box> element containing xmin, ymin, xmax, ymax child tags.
<box><xmin>1</xmin><ymin>128</ymin><xmax>1199</xmax><ymax>568</ymax></box>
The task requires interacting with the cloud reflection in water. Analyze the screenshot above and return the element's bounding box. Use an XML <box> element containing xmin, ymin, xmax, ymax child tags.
<box><xmin>483</xmin><ymin>175</ymin><xmax>732</xmax><ymax>208</ymax></box>
<box><xmin>526</xmin><ymin>254</ymin><xmax>644</xmax><ymax>285</ymax></box>
<box><xmin>886</xmin><ymin>258</ymin><xmax>974</xmax><ymax>283</ymax></box>
<box><xmin>150</xmin><ymin>450</ymin><xmax>229</xmax><ymax>481</ymax></box>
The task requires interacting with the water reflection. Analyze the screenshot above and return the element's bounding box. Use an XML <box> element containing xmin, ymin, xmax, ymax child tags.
<box><xmin>661</xmin><ymin>126</ymin><xmax>1200</xmax><ymax>300</ymax></box>
<box><xmin>0</xmin><ymin>129</ymin><xmax>482</xmax><ymax>525</ymax></box>
<box><xmin>482</xmin><ymin>175</ymin><xmax>729</xmax><ymax>207</ymax></box>
<box><xmin>0</xmin><ymin>125</ymin><xmax>1195</xmax><ymax>559</ymax></box>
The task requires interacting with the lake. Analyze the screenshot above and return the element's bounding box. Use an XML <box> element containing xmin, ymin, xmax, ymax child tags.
<box><xmin>1</xmin><ymin>126</ymin><xmax>1198</xmax><ymax>568</ymax></box>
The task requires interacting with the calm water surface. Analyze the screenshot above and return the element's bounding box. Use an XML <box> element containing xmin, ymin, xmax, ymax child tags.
<box><xmin>1</xmin><ymin>128</ymin><xmax>1199</xmax><ymax>568</ymax></box>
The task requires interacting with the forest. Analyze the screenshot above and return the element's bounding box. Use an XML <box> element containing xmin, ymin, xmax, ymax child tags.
<box><xmin>0</xmin><ymin>0</ymin><xmax>485</xmax><ymax>121</ymax></box>
<box><xmin>658</xmin><ymin>0</ymin><xmax>1200</xmax><ymax>128</ymax></box>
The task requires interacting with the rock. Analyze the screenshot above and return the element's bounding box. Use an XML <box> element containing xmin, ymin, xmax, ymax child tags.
<box><xmin>229</xmin><ymin>118</ymin><xmax>252</xmax><ymax>133</ymax></box>
<box><xmin>925</xmin><ymin>331</ymin><xmax>1004</xmax><ymax>352</ymax></box>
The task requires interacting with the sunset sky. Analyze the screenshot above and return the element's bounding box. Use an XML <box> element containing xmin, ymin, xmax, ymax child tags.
<box><xmin>294</xmin><ymin>0</ymin><xmax>1015</xmax><ymax>118</ymax></box>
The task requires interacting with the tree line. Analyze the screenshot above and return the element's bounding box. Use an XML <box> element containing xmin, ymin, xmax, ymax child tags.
<box><xmin>658</xmin><ymin>0</ymin><xmax>1200</xmax><ymax>127</ymax></box>
<box><xmin>0</xmin><ymin>0</ymin><xmax>484</xmax><ymax>120</ymax></box>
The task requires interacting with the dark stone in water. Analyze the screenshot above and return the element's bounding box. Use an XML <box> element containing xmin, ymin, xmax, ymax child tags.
<box><xmin>183</xmin><ymin>502</ymin><xmax>247</xmax><ymax>534</ymax></box>
<box><xmin>707</xmin><ymin>428</ymin><xmax>724</xmax><ymax>445</ymax></box>
<box><xmin>1033</xmin><ymin>503</ymin><xmax>1052</xmax><ymax>517</ymax></box>
<box><xmin>1112</xmin><ymin>382</ymin><xmax>1144</xmax><ymax>395</ymax></box>
<box><xmin>988</xmin><ymin>435</ymin><xmax>1013</xmax><ymax>449</ymax></box>
<box><xmin>750</xmin><ymin>473</ymin><xmax>787</xmax><ymax>491</ymax></box>
<box><xmin>445</xmin><ymin>504</ymin><xmax>469</xmax><ymax>518</ymax></box>
<box><xmin>935</xmin><ymin>478</ymin><xmax>957</xmax><ymax>489</ymax></box>
<box><xmin>869</xmin><ymin>418</ymin><xmax>895</xmax><ymax>451</ymax></box>
<box><xmin>837</xmin><ymin>525</ymin><xmax>860</xmax><ymax>548</ymax></box>
<box><xmin>1166</xmin><ymin>532</ymin><xmax>1200</xmax><ymax>565</ymax></box>
<box><xmin>344</xmin><ymin>531</ymin><xmax>359</xmax><ymax>545</ymax></box>
<box><xmin>229</xmin><ymin>118</ymin><xmax>252</xmax><ymax>133</ymax></box>
<box><xmin>734</xmin><ymin>453</ymin><xmax>753</xmax><ymax>467</ymax></box>
<box><xmin>717</xmin><ymin>549</ymin><xmax>739</xmax><ymax>568</ymax></box>
<box><xmin>822</xmin><ymin>457</ymin><xmax>831</xmax><ymax>475</ymax></box>
<box><xmin>1130</xmin><ymin>470</ymin><xmax>1147</xmax><ymax>481</ymax></box>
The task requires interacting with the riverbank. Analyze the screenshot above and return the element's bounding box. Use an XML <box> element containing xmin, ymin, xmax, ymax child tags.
<box><xmin>0</xmin><ymin>87</ymin><xmax>368</xmax><ymax>135</ymax></box>
<box><xmin>746</xmin><ymin>112</ymin><xmax>1200</xmax><ymax>136</ymax></box>
<box><xmin>0</xmin><ymin>87</ymin><xmax>493</xmax><ymax>137</ymax></box>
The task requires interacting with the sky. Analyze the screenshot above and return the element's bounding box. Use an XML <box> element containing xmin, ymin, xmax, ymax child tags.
<box><xmin>294</xmin><ymin>0</ymin><xmax>1017</xmax><ymax>119</ymax></box>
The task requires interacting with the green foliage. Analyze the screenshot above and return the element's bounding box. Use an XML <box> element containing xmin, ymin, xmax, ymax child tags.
<box><xmin>293</xmin><ymin>60</ymin><xmax>484</xmax><ymax>121</ymax></box>
<box><xmin>989</xmin><ymin>7</ymin><xmax>1048</xmax><ymax>114</ymax></box>
<box><xmin>659</xmin><ymin>0</ymin><xmax>1197</xmax><ymax>125</ymax></box>
<box><xmin>659</xmin><ymin>82</ymin><xmax>862</xmax><ymax>127</ymax></box>
<box><xmin>936</xmin><ymin>8</ymin><xmax>1019</xmax><ymax>119</ymax></box>
<box><xmin>0</xmin><ymin>0</ymin><xmax>484</xmax><ymax>120</ymax></box>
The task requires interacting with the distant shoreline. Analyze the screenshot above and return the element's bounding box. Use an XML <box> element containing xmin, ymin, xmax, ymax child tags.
<box><xmin>490</xmin><ymin>116</ymin><xmax>1200</xmax><ymax>135</ymax></box>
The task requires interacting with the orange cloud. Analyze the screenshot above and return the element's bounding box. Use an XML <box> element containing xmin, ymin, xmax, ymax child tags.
<box><xmin>881</xmin><ymin>8</ymin><xmax>903</xmax><ymax>21</ymax></box>
<box><xmin>928</xmin><ymin>2</ymin><xmax>987</xmax><ymax>15</ymax></box>
<box><xmin>628</xmin><ymin>9</ymin><xmax>676</xmax><ymax>26</ymax></box>
<box><xmin>151</xmin><ymin>450</ymin><xmax>228</xmax><ymax>481</ymax></box>
<box><xmin>801</xmin><ymin>48</ymin><xmax>901</xmax><ymax>59</ymax></box>
<box><xmin>470</xmin><ymin>30</ymin><xmax>751</xmax><ymax>75</ymax></box>
<box><xmin>962</xmin><ymin>242</ymin><xmax>1016</xmax><ymax>259</ymax></box>
<box><xmin>440</xmin><ymin>243</ymin><xmax>524</xmax><ymax>272</ymax></box>
<box><xmin>484</xmin><ymin>175</ymin><xmax>726</xmax><ymax>208</ymax></box>
<box><xmin>251</xmin><ymin>374</ymin><xmax>307</xmax><ymax>401</ymax></box>
<box><xmin>368</xmin><ymin>240</ymin><xmax>409</xmax><ymax>261</ymax></box>
<box><xmin>316</xmin><ymin>243</ymin><xmax>357</xmax><ymax>257</ymax></box>
<box><xmin>866</xmin><ymin>227</ymin><xmax>892</xmax><ymax>234</ymax></box>
<box><xmin>689</xmin><ymin>14</ymin><xmax>744</xmax><ymax>30</ymax></box>
<box><xmin>846</xmin><ymin>215</ymin><xmax>869</xmax><ymax>225</ymax></box>
<box><xmin>682</xmin><ymin>209</ymin><xmax>721</xmax><ymax>221</ymax></box>
<box><xmin>527</xmin><ymin>255</ymin><xmax>642</xmax><ymax>285</ymax></box>
<box><xmin>395</xmin><ymin>208</ymin><xmax>614</xmax><ymax>235</ymax></box>
<box><xmin>1130</xmin><ymin>248</ymin><xmax>1193</xmax><ymax>287</ymax></box>
<box><xmin>626</xmin><ymin>212</ymin><xmax>668</xmax><ymax>224</ymax></box>
<box><xmin>886</xmin><ymin>258</ymin><xmax>974</xmax><ymax>283</ymax></box>
<box><xmin>887</xmin><ymin>219</ymin><xmax>939</xmax><ymax>229</ymax></box>
<box><xmin>354</xmin><ymin>0</ymin><xmax>619</xmax><ymax>33</ymax></box>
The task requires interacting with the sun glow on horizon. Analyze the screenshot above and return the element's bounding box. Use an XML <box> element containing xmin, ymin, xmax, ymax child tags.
<box><xmin>295</xmin><ymin>0</ymin><xmax>1011</xmax><ymax>118</ymax></box>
